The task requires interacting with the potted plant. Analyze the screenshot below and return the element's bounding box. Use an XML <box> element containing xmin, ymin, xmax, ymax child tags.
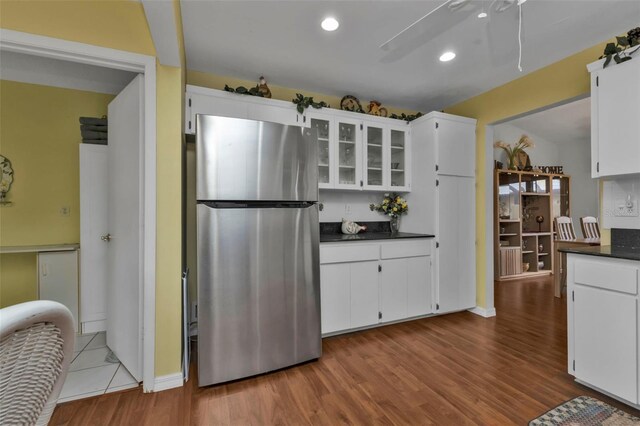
<box><xmin>370</xmin><ymin>193</ymin><xmax>408</xmax><ymax>233</ymax></box>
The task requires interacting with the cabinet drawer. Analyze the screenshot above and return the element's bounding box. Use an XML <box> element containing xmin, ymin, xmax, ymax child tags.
<box><xmin>320</xmin><ymin>244</ymin><xmax>380</xmax><ymax>264</ymax></box>
<box><xmin>380</xmin><ymin>239</ymin><xmax>431</xmax><ymax>259</ymax></box>
<box><xmin>574</xmin><ymin>258</ymin><xmax>638</xmax><ymax>295</ymax></box>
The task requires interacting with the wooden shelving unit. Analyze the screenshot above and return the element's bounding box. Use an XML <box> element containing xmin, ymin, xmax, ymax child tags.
<box><xmin>494</xmin><ymin>169</ymin><xmax>571</xmax><ymax>281</ymax></box>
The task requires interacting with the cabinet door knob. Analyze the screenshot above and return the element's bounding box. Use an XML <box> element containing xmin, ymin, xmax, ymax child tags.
<box><xmin>101</xmin><ymin>233</ymin><xmax>112</xmax><ymax>242</ymax></box>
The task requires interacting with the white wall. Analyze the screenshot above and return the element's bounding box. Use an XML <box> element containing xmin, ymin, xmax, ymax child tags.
<box><xmin>602</xmin><ymin>176</ymin><xmax>640</xmax><ymax>229</ymax></box>
<box><xmin>493</xmin><ymin>123</ymin><xmax>599</xmax><ymax>237</ymax></box>
<box><xmin>319</xmin><ymin>190</ymin><xmax>391</xmax><ymax>223</ymax></box>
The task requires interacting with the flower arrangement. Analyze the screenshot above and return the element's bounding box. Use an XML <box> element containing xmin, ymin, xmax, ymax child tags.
<box><xmin>493</xmin><ymin>135</ymin><xmax>535</xmax><ymax>170</ymax></box>
<box><xmin>370</xmin><ymin>193</ymin><xmax>408</xmax><ymax>218</ymax></box>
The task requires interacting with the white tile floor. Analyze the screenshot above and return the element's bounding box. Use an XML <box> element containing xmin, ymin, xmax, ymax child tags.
<box><xmin>58</xmin><ymin>332</ymin><xmax>139</xmax><ymax>403</ymax></box>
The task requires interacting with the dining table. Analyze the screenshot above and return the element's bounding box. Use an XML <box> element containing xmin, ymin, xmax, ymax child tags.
<box><xmin>553</xmin><ymin>238</ymin><xmax>601</xmax><ymax>298</ymax></box>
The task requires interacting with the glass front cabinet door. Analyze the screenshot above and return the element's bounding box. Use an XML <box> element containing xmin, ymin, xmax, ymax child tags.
<box><xmin>363</xmin><ymin>123</ymin><xmax>386</xmax><ymax>190</ymax></box>
<box><xmin>334</xmin><ymin>118</ymin><xmax>362</xmax><ymax>190</ymax></box>
<box><xmin>388</xmin><ymin>125</ymin><xmax>410</xmax><ymax>191</ymax></box>
<box><xmin>308</xmin><ymin>115</ymin><xmax>333</xmax><ymax>189</ymax></box>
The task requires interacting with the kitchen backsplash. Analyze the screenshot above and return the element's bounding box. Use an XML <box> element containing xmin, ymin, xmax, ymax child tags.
<box><xmin>319</xmin><ymin>190</ymin><xmax>392</xmax><ymax>223</ymax></box>
<box><xmin>602</xmin><ymin>176</ymin><xmax>640</xmax><ymax>229</ymax></box>
<box><xmin>611</xmin><ymin>228</ymin><xmax>640</xmax><ymax>249</ymax></box>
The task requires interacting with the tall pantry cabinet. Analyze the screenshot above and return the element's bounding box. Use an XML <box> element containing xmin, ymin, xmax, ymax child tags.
<box><xmin>404</xmin><ymin>112</ymin><xmax>477</xmax><ymax>313</ymax></box>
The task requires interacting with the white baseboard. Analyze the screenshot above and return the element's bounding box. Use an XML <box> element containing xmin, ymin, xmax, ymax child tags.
<box><xmin>468</xmin><ymin>306</ymin><xmax>497</xmax><ymax>318</ymax></box>
<box><xmin>153</xmin><ymin>373</ymin><xmax>184</xmax><ymax>392</ymax></box>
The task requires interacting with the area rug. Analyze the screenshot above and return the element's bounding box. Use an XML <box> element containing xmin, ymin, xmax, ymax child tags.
<box><xmin>530</xmin><ymin>396</ymin><xmax>640</xmax><ymax>425</ymax></box>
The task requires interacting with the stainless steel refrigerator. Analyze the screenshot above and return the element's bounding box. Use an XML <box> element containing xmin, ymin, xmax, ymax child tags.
<box><xmin>196</xmin><ymin>115</ymin><xmax>321</xmax><ymax>386</ymax></box>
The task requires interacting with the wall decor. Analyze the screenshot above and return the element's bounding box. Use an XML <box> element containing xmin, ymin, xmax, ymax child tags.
<box><xmin>389</xmin><ymin>112</ymin><xmax>424</xmax><ymax>123</ymax></box>
<box><xmin>536</xmin><ymin>166</ymin><xmax>564</xmax><ymax>174</ymax></box>
<box><xmin>600</xmin><ymin>27</ymin><xmax>640</xmax><ymax>68</ymax></box>
<box><xmin>257</xmin><ymin>76</ymin><xmax>272</xmax><ymax>98</ymax></box>
<box><xmin>291</xmin><ymin>93</ymin><xmax>329</xmax><ymax>114</ymax></box>
<box><xmin>223</xmin><ymin>84</ymin><xmax>265</xmax><ymax>97</ymax></box>
<box><xmin>367</xmin><ymin>101</ymin><xmax>388</xmax><ymax>117</ymax></box>
<box><xmin>340</xmin><ymin>95</ymin><xmax>364</xmax><ymax>113</ymax></box>
<box><xmin>0</xmin><ymin>155</ymin><xmax>14</xmax><ymax>206</ymax></box>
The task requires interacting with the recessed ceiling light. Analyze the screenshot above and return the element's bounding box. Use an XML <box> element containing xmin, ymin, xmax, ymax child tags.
<box><xmin>477</xmin><ymin>12</ymin><xmax>488</xmax><ymax>18</ymax></box>
<box><xmin>321</xmin><ymin>17</ymin><xmax>339</xmax><ymax>32</ymax></box>
<box><xmin>439</xmin><ymin>51</ymin><xmax>456</xmax><ymax>62</ymax></box>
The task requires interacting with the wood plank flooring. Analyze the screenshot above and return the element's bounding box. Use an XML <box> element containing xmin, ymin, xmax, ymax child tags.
<box><xmin>51</xmin><ymin>277</ymin><xmax>640</xmax><ymax>425</ymax></box>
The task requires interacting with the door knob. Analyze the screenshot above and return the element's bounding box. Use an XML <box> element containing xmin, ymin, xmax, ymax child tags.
<box><xmin>101</xmin><ymin>233</ymin><xmax>112</xmax><ymax>242</ymax></box>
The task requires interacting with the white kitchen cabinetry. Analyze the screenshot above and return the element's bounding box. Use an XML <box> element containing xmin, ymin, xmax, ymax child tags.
<box><xmin>307</xmin><ymin>111</ymin><xmax>365</xmax><ymax>190</ymax></box>
<box><xmin>319</xmin><ymin>239</ymin><xmax>433</xmax><ymax>336</ymax></box>
<box><xmin>38</xmin><ymin>250</ymin><xmax>79</xmax><ymax>332</ymax></box>
<box><xmin>363</xmin><ymin>121</ymin><xmax>411</xmax><ymax>192</ymax></box>
<box><xmin>185</xmin><ymin>85</ymin><xmax>302</xmax><ymax>134</ymax></box>
<box><xmin>186</xmin><ymin>85</ymin><xmax>411</xmax><ymax>192</ymax></box>
<box><xmin>588</xmin><ymin>58</ymin><xmax>640</xmax><ymax>178</ymax></box>
<box><xmin>403</xmin><ymin>112</ymin><xmax>477</xmax><ymax>314</ymax></box>
<box><xmin>567</xmin><ymin>254</ymin><xmax>640</xmax><ymax>408</ymax></box>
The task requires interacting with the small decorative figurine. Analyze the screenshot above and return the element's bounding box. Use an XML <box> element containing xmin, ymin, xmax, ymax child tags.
<box><xmin>367</xmin><ymin>100</ymin><xmax>388</xmax><ymax>117</ymax></box>
<box><xmin>340</xmin><ymin>95</ymin><xmax>363</xmax><ymax>113</ymax></box>
<box><xmin>258</xmin><ymin>76</ymin><xmax>272</xmax><ymax>98</ymax></box>
<box><xmin>341</xmin><ymin>218</ymin><xmax>367</xmax><ymax>235</ymax></box>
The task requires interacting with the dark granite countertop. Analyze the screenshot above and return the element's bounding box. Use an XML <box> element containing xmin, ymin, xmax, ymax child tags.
<box><xmin>559</xmin><ymin>245</ymin><xmax>640</xmax><ymax>262</ymax></box>
<box><xmin>320</xmin><ymin>232</ymin><xmax>435</xmax><ymax>243</ymax></box>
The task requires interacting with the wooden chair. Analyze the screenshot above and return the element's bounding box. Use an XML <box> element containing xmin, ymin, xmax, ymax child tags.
<box><xmin>554</xmin><ymin>216</ymin><xmax>576</xmax><ymax>240</ymax></box>
<box><xmin>580</xmin><ymin>216</ymin><xmax>601</xmax><ymax>239</ymax></box>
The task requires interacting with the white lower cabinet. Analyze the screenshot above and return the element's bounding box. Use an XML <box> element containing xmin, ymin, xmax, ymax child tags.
<box><xmin>320</xmin><ymin>239</ymin><xmax>433</xmax><ymax>335</ymax></box>
<box><xmin>350</xmin><ymin>261</ymin><xmax>380</xmax><ymax>328</ymax></box>
<box><xmin>380</xmin><ymin>259</ymin><xmax>408</xmax><ymax>323</ymax></box>
<box><xmin>567</xmin><ymin>254</ymin><xmax>640</xmax><ymax>407</ymax></box>
<box><xmin>38</xmin><ymin>251</ymin><xmax>79</xmax><ymax>332</ymax></box>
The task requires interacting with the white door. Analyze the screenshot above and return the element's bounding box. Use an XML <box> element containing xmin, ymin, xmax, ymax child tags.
<box><xmin>407</xmin><ymin>256</ymin><xmax>432</xmax><ymax>317</ymax></box>
<box><xmin>39</xmin><ymin>251</ymin><xmax>79</xmax><ymax>332</ymax></box>
<box><xmin>595</xmin><ymin>60</ymin><xmax>640</xmax><ymax>177</ymax></box>
<box><xmin>350</xmin><ymin>261</ymin><xmax>379</xmax><ymax>328</ymax></box>
<box><xmin>573</xmin><ymin>284</ymin><xmax>637</xmax><ymax>403</ymax></box>
<box><xmin>106</xmin><ymin>74</ymin><xmax>144</xmax><ymax>381</ymax></box>
<box><xmin>436</xmin><ymin>119</ymin><xmax>475</xmax><ymax>177</ymax></box>
<box><xmin>79</xmin><ymin>144</ymin><xmax>108</xmax><ymax>332</ymax></box>
<box><xmin>320</xmin><ymin>263</ymin><xmax>351</xmax><ymax>334</ymax></box>
<box><xmin>379</xmin><ymin>259</ymin><xmax>408</xmax><ymax>322</ymax></box>
<box><xmin>437</xmin><ymin>175</ymin><xmax>476</xmax><ymax>313</ymax></box>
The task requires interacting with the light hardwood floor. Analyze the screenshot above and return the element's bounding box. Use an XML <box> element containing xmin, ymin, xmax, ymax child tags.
<box><xmin>51</xmin><ymin>277</ymin><xmax>640</xmax><ymax>425</ymax></box>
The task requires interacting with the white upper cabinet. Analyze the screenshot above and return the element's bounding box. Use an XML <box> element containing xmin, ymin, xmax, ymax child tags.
<box><xmin>363</xmin><ymin>122</ymin><xmax>387</xmax><ymax>190</ymax></box>
<box><xmin>335</xmin><ymin>117</ymin><xmax>363</xmax><ymax>190</ymax></box>
<box><xmin>185</xmin><ymin>85</ymin><xmax>302</xmax><ymax>133</ymax></box>
<box><xmin>588</xmin><ymin>58</ymin><xmax>640</xmax><ymax>178</ymax></box>
<box><xmin>307</xmin><ymin>112</ymin><xmax>335</xmax><ymax>189</ymax></box>
<box><xmin>435</xmin><ymin>117</ymin><xmax>476</xmax><ymax>177</ymax></box>
<box><xmin>389</xmin><ymin>125</ymin><xmax>411</xmax><ymax>191</ymax></box>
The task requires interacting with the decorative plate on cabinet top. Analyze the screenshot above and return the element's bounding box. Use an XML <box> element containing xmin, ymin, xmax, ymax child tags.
<box><xmin>0</xmin><ymin>155</ymin><xmax>14</xmax><ymax>193</ymax></box>
<box><xmin>340</xmin><ymin>95</ymin><xmax>363</xmax><ymax>113</ymax></box>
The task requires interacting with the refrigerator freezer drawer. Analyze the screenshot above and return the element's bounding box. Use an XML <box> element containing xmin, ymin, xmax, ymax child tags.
<box><xmin>196</xmin><ymin>115</ymin><xmax>318</xmax><ymax>202</ymax></box>
<box><xmin>197</xmin><ymin>203</ymin><xmax>321</xmax><ymax>386</ymax></box>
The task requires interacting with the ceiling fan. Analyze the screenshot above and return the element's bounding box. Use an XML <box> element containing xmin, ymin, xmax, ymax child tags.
<box><xmin>380</xmin><ymin>0</ymin><xmax>528</xmax><ymax>72</ymax></box>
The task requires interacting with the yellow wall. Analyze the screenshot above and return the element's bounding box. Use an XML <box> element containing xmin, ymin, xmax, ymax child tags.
<box><xmin>1</xmin><ymin>0</ymin><xmax>183</xmax><ymax>377</ymax></box>
<box><xmin>187</xmin><ymin>70</ymin><xmax>420</xmax><ymax>117</ymax></box>
<box><xmin>0</xmin><ymin>0</ymin><xmax>155</xmax><ymax>56</ymax></box>
<box><xmin>0</xmin><ymin>80</ymin><xmax>113</xmax><ymax>308</ymax></box>
<box><xmin>444</xmin><ymin>42</ymin><xmax>611</xmax><ymax>308</ymax></box>
<box><xmin>0</xmin><ymin>253</ymin><xmax>38</xmax><ymax>307</ymax></box>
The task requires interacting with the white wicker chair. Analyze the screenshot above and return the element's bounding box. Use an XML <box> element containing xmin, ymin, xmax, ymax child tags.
<box><xmin>0</xmin><ymin>301</ymin><xmax>75</xmax><ymax>426</ymax></box>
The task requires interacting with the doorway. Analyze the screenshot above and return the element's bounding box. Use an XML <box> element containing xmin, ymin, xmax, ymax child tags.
<box><xmin>0</xmin><ymin>29</ymin><xmax>157</xmax><ymax>394</ymax></box>
<box><xmin>489</xmin><ymin>97</ymin><xmax>598</xmax><ymax>286</ymax></box>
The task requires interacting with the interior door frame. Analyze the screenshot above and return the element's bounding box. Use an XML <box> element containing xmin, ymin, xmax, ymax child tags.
<box><xmin>0</xmin><ymin>29</ymin><xmax>158</xmax><ymax>392</ymax></box>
